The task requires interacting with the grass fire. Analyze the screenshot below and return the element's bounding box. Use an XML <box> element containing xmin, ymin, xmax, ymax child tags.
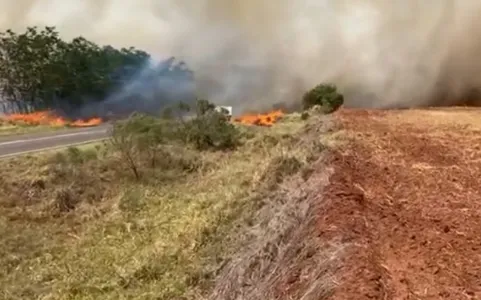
<box><xmin>1</xmin><ymin>111</ymin><xmax>103</xmax><ymax>127</ymax></box>
<box><xmin>1</xmin><ymin>108</ymin><xmax>287</xmax><ymax>130</ymax></box>
<box><xmin>233</xmin><ymin>109</ymin><xmax>285</xmax><ymax>126</ymax></box>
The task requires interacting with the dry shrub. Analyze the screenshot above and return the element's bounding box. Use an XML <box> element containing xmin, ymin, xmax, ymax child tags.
<box><xmin>260</xmin><ymin>156</ymin><xmax>302</xmax><ymax>190</ymax></box>
<box><xmin>52</xmin><ymin>186</ymin><xmax>78</xmax><ymax>214</ymax></box>
<box><xmin>42</xmin><ymin>172</ymin><xmax>107</xmax><ymax>217</ymax></box>
<box><xmin>109</xmin><ymin>113</ymin><xmax>167</xmax><ymax>180</ymax></box>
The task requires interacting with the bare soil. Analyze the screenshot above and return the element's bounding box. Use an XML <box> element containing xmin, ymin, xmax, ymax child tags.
<box><xmin>214</xmin><ymin>108</ymin><xmax>481</xmax><ymax>300</ymax></box>
<box><xmin>310</xmin><ymin>108</ymin><xmax>481</xmax><ymax>299</ymax></box>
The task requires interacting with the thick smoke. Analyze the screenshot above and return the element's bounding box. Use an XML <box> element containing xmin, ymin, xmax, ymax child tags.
<box><xmin>2</xmin><ymin>0</ymin><xmax>481</xmax><ymax>113</ymax></box>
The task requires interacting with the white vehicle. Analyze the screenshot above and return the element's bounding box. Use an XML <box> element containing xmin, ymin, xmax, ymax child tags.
<box><xmin>215</xmin><ymin>106</ymin><xmax>233</xmax><ymax>120</ymax></box>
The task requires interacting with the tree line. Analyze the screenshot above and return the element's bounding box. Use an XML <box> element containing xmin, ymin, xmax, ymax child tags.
<box><xmin>0</xmin><ymin>26</ymin><xmax>193</xmax><ymax>114</ymax></box>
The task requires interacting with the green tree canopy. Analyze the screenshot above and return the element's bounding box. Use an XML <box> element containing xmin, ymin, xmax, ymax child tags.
<box><xmin>0</xmin><ymin>26</ymin><xmax>193</xmax><ymax>114</ymax></box>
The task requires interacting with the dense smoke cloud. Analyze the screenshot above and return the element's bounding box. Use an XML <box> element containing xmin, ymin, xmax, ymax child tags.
<box><xmin>2</xmin><ymin>0</ymin><xmax>481</xmax><ymax>112</ymax></box>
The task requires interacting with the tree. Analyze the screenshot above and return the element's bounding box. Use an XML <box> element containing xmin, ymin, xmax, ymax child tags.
<box><xmin>0</xmin><ymin>26</ymin><xmax>193</xmax><ymax>115</ymax></box>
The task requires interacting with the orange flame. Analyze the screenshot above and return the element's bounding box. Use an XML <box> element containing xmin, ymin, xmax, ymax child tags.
<box><xmin>233</xmin><ymin>110</ymin><xmax>284</xmax><ymax>127</ymax></box>
<box><xmin>2</xmin><ymin>111</ymin><xmax>102</xmax><ymax>127</ymax></box>
<box><xmin>70</xmin><ymin>118</ymin><xmax>103</xmax><ymax>127</ymax></box>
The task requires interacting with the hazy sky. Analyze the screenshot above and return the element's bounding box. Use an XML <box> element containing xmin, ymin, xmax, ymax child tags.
<box><xmin>1</xmin><ymin>0</ymin><xmax>481</xmax><ymax>109</ymax></box>
<box><xmin>0</xmin><ymin>0</ymin><xmax>177</xmax><ymax>57</ymax></box>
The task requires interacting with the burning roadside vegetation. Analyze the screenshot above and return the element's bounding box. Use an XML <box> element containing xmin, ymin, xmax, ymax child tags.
<box><xmin>0</xmin><ymin>108</ymin><xmax>283</xmax><ymax>129</ymax></box>
<box><xmin>1</xmin><ymin>110</ymin><xmax>103</xmax><ymax>127</ymax></box>
<box><xmin>0</xmin><ymin>23</ymin><xmax>352</xmax><ymax>300</ymax></box>
<box><xmin>233</xmin><ymin>109</ymin><xmax>285</xmax><ymax>127</ymax></box>
<box><xmin>0</xmin><ymin>82</ymin><xmax>343</xmax><ymax>132</ymax></box>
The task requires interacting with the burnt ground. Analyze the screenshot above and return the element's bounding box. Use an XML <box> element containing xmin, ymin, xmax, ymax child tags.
<box><xmin>312</xmin><ymin>108</ymin><xmax>481</xmax><ymax>299</ymax></box>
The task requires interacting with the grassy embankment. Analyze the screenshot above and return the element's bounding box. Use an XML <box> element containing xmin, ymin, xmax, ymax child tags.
<box><xmin>0</xmin><ymin>109</ymin><xmax>338</xmax><ymax>300</ymax></box>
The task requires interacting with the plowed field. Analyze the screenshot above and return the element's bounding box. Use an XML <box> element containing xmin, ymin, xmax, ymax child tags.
<box><xmin>320</xmin><ymin>108</ymin><xmax>481</xmax><ymax>299</ymax></box>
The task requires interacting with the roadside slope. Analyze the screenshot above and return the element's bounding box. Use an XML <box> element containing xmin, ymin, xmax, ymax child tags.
<box><xmin>210</xmin><ymin>107</ymin><xmax>481</xmax><ymax>300</ymax></box>
<box><xmin>319</xmin><ymin>108</ymin><xmax>481</xmax><ymax>299</ymax></box>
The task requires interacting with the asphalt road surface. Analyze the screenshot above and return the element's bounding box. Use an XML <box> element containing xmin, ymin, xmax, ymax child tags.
<box><xmin>0</xmin><ymin>124</ymin><xmax>112</xmax><ymax>159</ymax></box>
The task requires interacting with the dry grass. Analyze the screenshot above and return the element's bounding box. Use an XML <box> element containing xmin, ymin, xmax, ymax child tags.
<box><xmin>0</xmin><ymin>120</ymin><xmax>66</xmax><ymax>136</ymax></box>
<box><xmin>0</xmin><ymin>111</ymin><xmax>337</xmax><ymax>300</ymax></box>
<box><xmin>209</xmin><ymin>114</ymin><xmax>343</xmax><ymax>300</ymax></box>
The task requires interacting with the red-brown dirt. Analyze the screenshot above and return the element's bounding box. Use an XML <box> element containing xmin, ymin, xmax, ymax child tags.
<box><xmin>316</xmin><ymin>108</ymin><xmax>481</xmax><ymax>299</ymax></box>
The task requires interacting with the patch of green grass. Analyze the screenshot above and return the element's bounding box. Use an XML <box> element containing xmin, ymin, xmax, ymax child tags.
<box><xmin>0</xmin><ymin>112</ymin><xmax>333</xmax><ymax>300</ymax></box>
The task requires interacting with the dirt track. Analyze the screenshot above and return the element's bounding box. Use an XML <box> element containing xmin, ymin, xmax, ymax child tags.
<box><xmin>318</xmin><ymin>108</ymin><xmax>481</xmax><ymax>299</ymax></box>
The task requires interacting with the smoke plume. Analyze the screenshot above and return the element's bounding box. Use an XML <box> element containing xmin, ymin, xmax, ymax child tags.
<box><xmin>2</xmin><ymin>0</ymin><xmax>481</xmax><ymax>112</ymax></box>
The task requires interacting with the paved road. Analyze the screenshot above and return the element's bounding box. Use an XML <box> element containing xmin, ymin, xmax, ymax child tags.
<box><xmin>0</xmin><ymin>124</ymin><xmax>112</xmax><ymax>158</ymax></box>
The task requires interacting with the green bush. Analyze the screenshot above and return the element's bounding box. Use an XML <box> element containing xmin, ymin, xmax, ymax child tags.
<box><xmin>183</xmin><ymin>110</ymin><xmax>240</xmax><ymax>151</ymax></box>
<box><xmin>302</xmin><ymin>83</ymin><xmax>344</xmax><ymax>113</ymax></box>
<box><xmin>195</xmin><ymin>98</ymin><xmax>216</xmax><ymax>116</ymax></box>
<box><xmin>109</xmin><ymin>99</ymin><xmax>241</xmax><ymax>180</ymax></box>
<box><xmin>168</xmin><ymin>98</ymin><xmax>241</xmax><ymax>151</ymax></box>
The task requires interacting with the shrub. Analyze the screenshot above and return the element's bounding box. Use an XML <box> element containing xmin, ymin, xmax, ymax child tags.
<box><xmin>161</xmin><ymin>98</ymin><xmax>240</xmax><ymax>151</ymax></box>
<box><xmin>195</xmin><ymin>99</ymin><xmax>216</xmax><ymax>116</ymax></box>
<box><xmin>109</xmin><ymin>99</ymin><xmax>241</xmax><ymax>179</ymax></box>
<box><xmin>175</xmin><ymin>98</ymin><xmax>241</xmax><ymax>151</ymax></box>
<box><xmin>109</xmin><ymin>113</ymin><xmax>170</xmax><ymax>180</ymax></box>
<box><xmin>301</xmin><ymin>111</ymin><xmax>310</xmax><ymax>120</ymax></box>
<box><xmin>53</xmin><ymin>187</ymin><xmax>78</xmax><ymax>213</ymax></box>
<box><xmin>183</xmin><ymin>110</ymin><xmax>240</xmax><ymax>151</ymax></box>
<box><xmin>302</xmin><ymin>83</ymin><xmax>344</xmax><ymax>113</ymax></box>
